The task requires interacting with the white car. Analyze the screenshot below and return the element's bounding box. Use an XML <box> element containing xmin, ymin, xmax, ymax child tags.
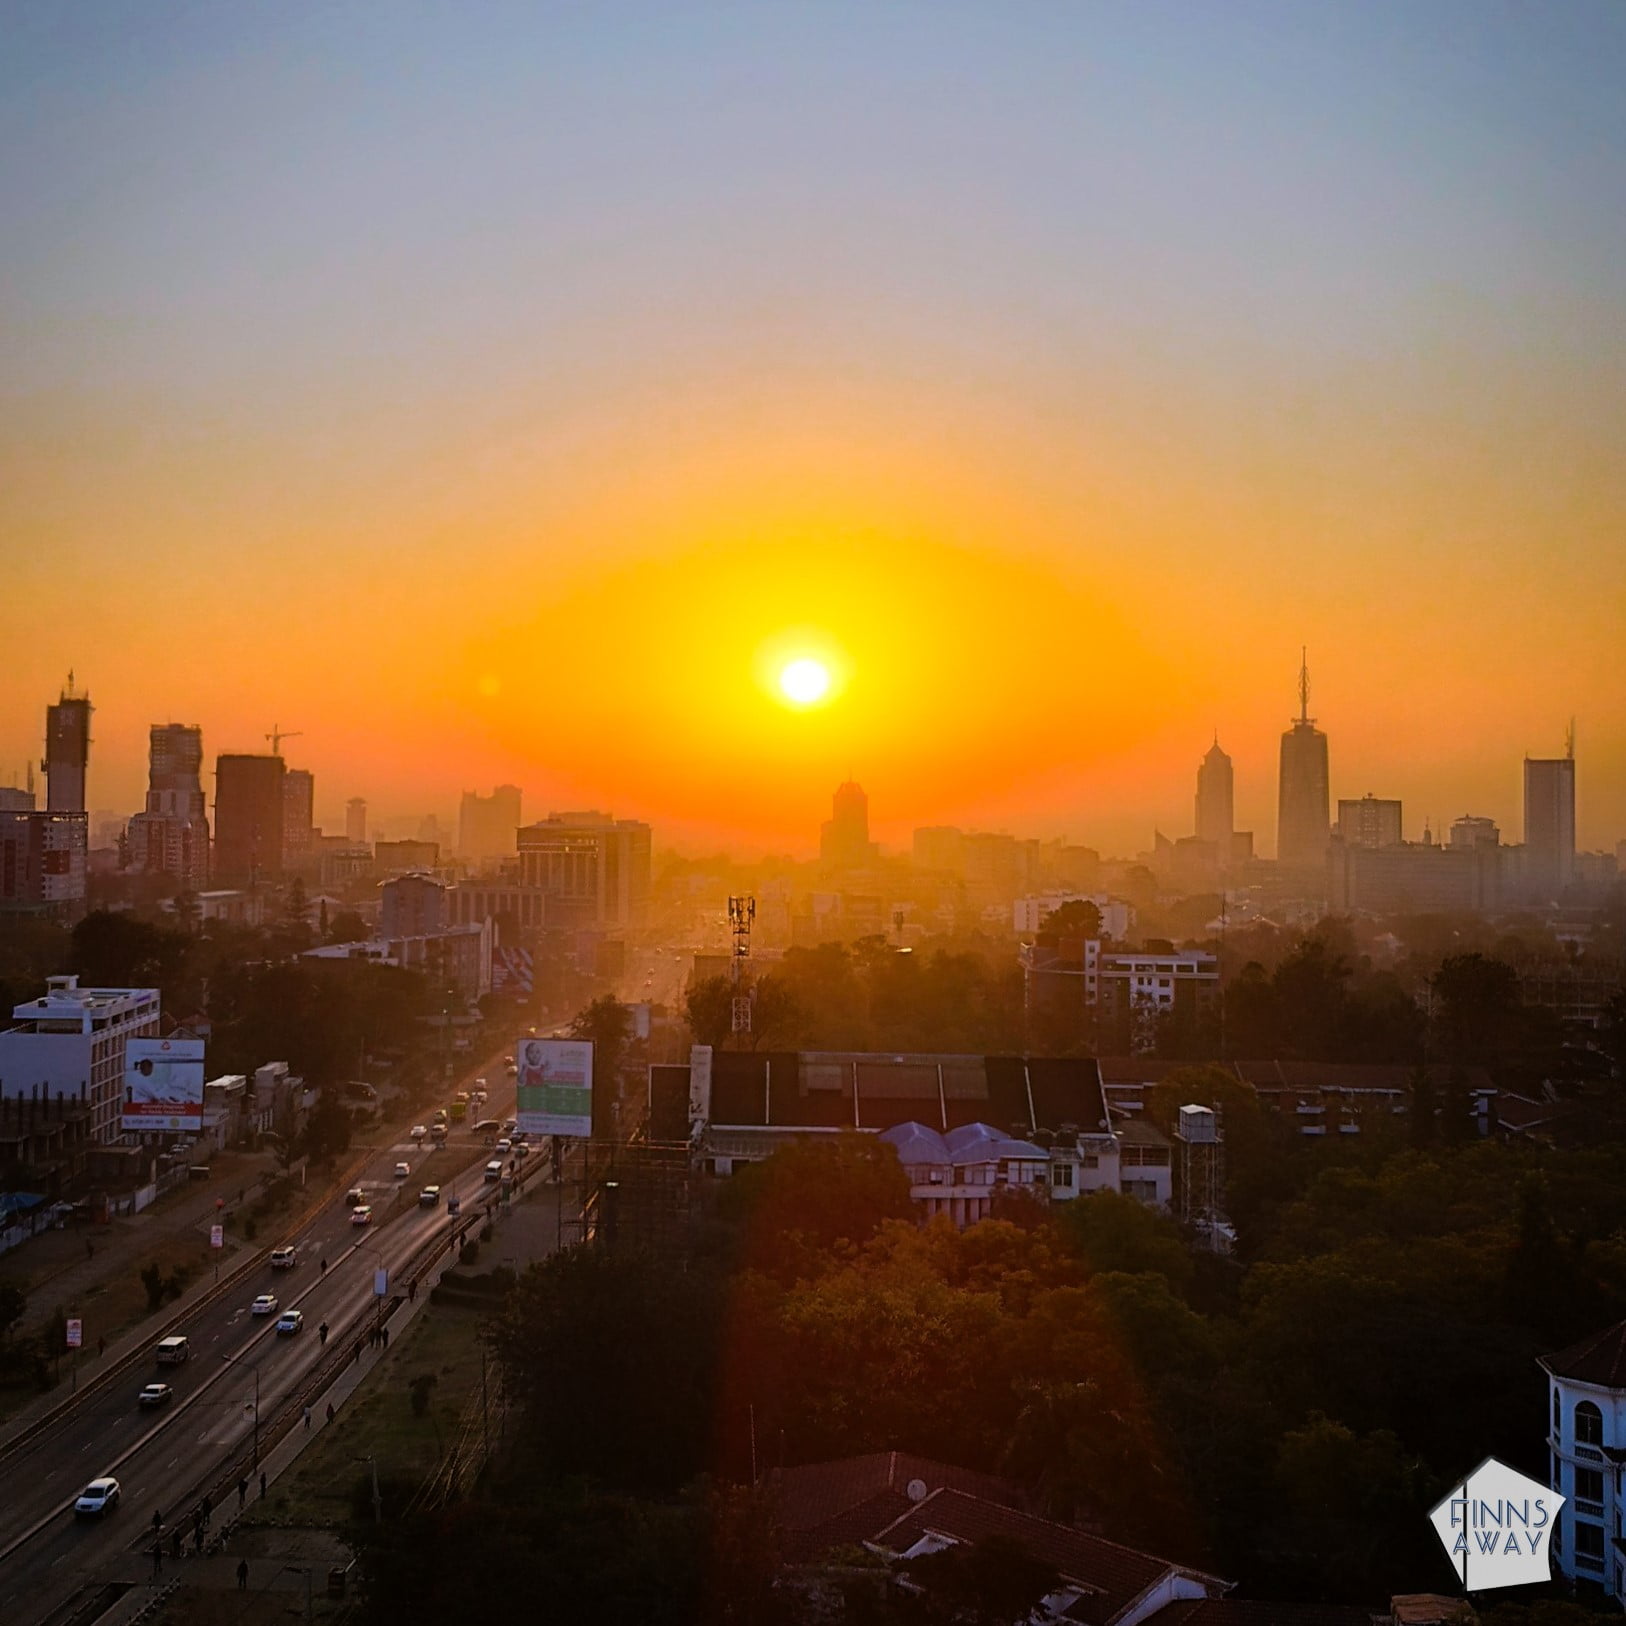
<box><xmin>74</xmin><ymin>1477</ymin><xmax>120</xmax><ymax>1517</ymax></box>
<box><xmin>275</xmin><ymin>1310</ymin><xmax>303</xmax><ymax>1335</ymax></box>
<box><xmin>351</xmin><ymin>1205</ymin><xmax>373</xmax><ymax>1226</ymax></box>
<box><xmin>270</xmin><ymin>1246</ymin><xmax>297</xmax><ymax>1269</ymax></box>
<box><xmin>250</xmin><ymin>1294</ymin><xmax>278</xmax><ymax>1316</ymax></box>
<box><xmin>419</xmin><ymin>1185</ymin><xmax>441</xmax><ymax>1207</ymax></box>
<box><xmin>494</xmin><ymin>1138</ymin><xmax>512</xmax><ymax>1154</ymax></box>
<box><xmin>410</xmin><ymin>1125</ymin><xmax>427</xmax><ymax>1142</ymax></box>
<box><xmin>137</xmin><ymin>1382</ymin><xmax>173</xmax><ymax>1408</ymax></box>
<box><xmin>394</xmin><ymin>1161</ymin><xmax>411</xmax><ymax>1179</ymax></box>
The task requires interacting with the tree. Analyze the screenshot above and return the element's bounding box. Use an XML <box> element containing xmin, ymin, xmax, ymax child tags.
<box><xmin>0</xmin><ymin>1283</ymin><xmax>25</xmax><ymax>1346</ymax></box>
<box><xmin>1038</xmin><ymin>899</ymin><xmax>1101</xmax><ymax>940</ymax></box>
<box><xmin>569</xmin><ymin>995</ymin><xmax>634</xmax><ymax>1134</ymax></box>
<box><xmin>1054</xmin><ymin>1191</ymin><xmax>1194</xmax><ymax>1295</ymax></box>
<box><xmin>1431</xmin><ymin>953</ymin><xmax>1520</xmax><ymax>1070</ymax></box>
<box><xmin>325</xmin><ymin>910</ymin><xmax>369</xmax><ymax>944</ymax></box>
<box><xmin>902</xmin><ymin>1534</ymin><xmax>1061</xmax><ymax>1626</ymax></box>
<box><xmin>683</xmin><ymin>976</ymin><xmax>734</xmax><ymax>1050</ymax></box>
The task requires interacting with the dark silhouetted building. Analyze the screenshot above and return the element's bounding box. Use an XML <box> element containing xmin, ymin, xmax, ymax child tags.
<box><xmin>459</xmin><ymin>784</ymin><xmax>522</xmax><ymax>865</ymax></box>
<box><xmin>1336</xmin><ymin>794</ymin><xmax>1402</xmax><ymax>849</ymax></box>
<box><xmin>820</xmin><ymin>780</ymin><xmax>875</xmax><ymax>871</ymax></box>
<box><xmin>213</xmin><ymin>755</ymin><xmax>285</xmax><ymax>887</ymax></box>
<box><xmin>345</xmin><ymin>797</ymin><xmax>367</xmax><ymax>844</ymax></box>
<box><xmin>1524</xmin><ymin>745</ymin><xmax>1576</xmax><ymax>900</ymax></box>
<box><xmin>1277</xmin><ymin>650</ymin><xmax>1329</xmax><ymax>868</ymax></box>
<box><xmin>516</xmin><ymin>811</ymin><xmax>651</xmax><ymax>930</ymax></box>
<box><xmin>128</xmin><ymin>724</ymin><xmax>209</xmax><ymax>889</ymax></box>
<box><xmin>44</xmin><ymin>679</ymin><xmax>92</xmax><ymax>814</ymax></box>
<box><xmin>1195</xmin><ymin>738</ymin><xmax>1233</xmax><ymax>850</ymax></box>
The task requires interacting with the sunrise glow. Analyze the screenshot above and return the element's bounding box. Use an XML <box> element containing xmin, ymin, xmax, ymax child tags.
<box><xmin>779</xmin><ymin>658</ymin><xmax>831</xmax><ymax>707</ymax></box>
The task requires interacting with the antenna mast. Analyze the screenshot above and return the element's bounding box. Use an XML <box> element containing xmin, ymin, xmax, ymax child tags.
<box><xmin>1297</xmin><ymin>646</ymin><xmax>1311</xmax><ymax>725</ymax></box>
<box><xmin>728</xmin><ymin>896</ymin><xmax>755</xmax><ymax>1035</ymax></box>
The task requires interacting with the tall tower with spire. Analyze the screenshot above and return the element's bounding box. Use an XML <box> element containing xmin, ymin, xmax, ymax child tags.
<box><xmin>1277</xmin><ymin>648</ymin><xmax>1329</xmax><ymax>868</ymax></box>
<box><xmin>1195</xmin><ymin>736</ymin><xmax>1234</xmax><ymax>850</ymax></box>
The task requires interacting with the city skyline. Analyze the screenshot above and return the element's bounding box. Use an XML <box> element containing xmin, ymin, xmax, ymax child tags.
<box><xmin>3</xmin><ymin>5</ymin><xmax>1625</xmax><ymax>855</ymax></box>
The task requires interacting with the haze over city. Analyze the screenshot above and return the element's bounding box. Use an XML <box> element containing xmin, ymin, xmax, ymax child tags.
<box><xmin>4</xmin><ymin>3</ymin><xmax>1625</xmax><ymax>855</ymax></box>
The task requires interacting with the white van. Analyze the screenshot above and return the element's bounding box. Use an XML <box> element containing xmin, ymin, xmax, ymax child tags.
<box><xmin>483</xmin><ymin>1160</ymin><xmax>503</xmax><ymax>1182</ymax></box>
<box><xmin>155</xmin><ymin>1335</ymin><xmax>190</xmax><ymax>1365</ymax></box>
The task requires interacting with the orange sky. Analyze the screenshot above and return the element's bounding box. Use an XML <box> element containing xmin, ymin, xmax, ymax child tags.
<box><xmin>2</xmin><ymin>7</ymin><xmax>1624</xmax><ymax>858</ymax></box>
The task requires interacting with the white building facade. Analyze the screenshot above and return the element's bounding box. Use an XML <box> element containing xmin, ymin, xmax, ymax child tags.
<box><xmin>0</xmin><ymin>975</ymin><xmax>161</xmax><ymax>1143</ymax></box>
<box><xmin>1542</xmin><ymin>1321</ymin><xmax>1626</xmax><ymax>1604</ymax></box>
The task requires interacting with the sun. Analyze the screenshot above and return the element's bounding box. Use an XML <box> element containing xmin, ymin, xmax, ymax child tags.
<box><xmin>779</xmin><ymin>657</ymin><xmax>831</xmax><ymax>706</ymax></box>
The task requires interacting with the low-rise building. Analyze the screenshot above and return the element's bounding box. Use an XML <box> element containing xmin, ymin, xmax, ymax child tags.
<box><xmin>304</xmin><ymin>919</ymin><xmax>493</xmax><ymax>1003</ymax></box>
<box><xmin>0</xmin><ymin>976</ymin><xmax>161</xmax><ymax>1143</ymax></box>
<box><xmin>0</xmin><ymin>811</ymin><xmax>88</xmax><ymax>921</ymax></box>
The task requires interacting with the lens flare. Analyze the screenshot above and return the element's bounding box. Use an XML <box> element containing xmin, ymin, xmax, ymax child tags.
<box><xmin>779</xmin><ymin>657</ymin><xmax>831</xmax><ymax>706</ymax></box>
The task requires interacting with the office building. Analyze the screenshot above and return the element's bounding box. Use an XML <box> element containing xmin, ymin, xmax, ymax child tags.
<box><xmin>1195</xmin><ymin>738</ymin><xmax>1234</xmax><ymax>850</ymax></box>
<box><xmin>1450</xmin><ymin>815</ymin><xmax>1500</xmax><ymax>851</ymax></box>
<box><xmin>375</xmin><ymin>838</ymin><xmax>439</xmax><ymax>874</ymax></box>
<box><xmin>1326</xmin><ymin>837</ymin><xmax>1502</xmax><ymax>915</ymax></box>
<box><xmin>213</xmin><ymin>754</ymin><xmax>285</xmax><ymax>887</ymax></box>
<box><xmin>127</xmin><ymin>724</ymin><xmax>210</xmax><ymax>890</ymax></box>
<box><xmin>912</xmin><ymin>826</ymin><xmax>966</xmax><ymax>874</ymax></box>
<box><xmin>0</xmin><ymin>975</ymin><xmax>160</xmax><ymax>1144</ymax></box>
<box><xmin>820</xmin><ymin>781</ymin><xmax>875</xmax><ymax>871</ymax></box>
<box><xmin>43</xmin><ymin>679</ymin><xmax>92</xmax><ymax>813</ymax></box>
<box><xmin>0</xmin><ymin>812</ymin><xmax>89</xmax><ymax>920</ymax></box>
<box><xmin>458</xmin><ymin>785</ymin><xmax>522</xmax><ymax>865</ymax></box>
<box><xmin>1524</xmin><ymin>745</ymin><xmax>1576</xmax><ymax>900</ymax></box>
<box><xmin>345</xmin><ymin>798</ymin><xmax>367</xmax><ymax>844</ymax></box>
<box><xmin>1277</xmin><ymin>650</ymin><xmax>1329</xmax><ymax>867</ymax></box>
<box><xmin>379</xmin><ymin>872</ymin><xmax>448</xmax><ymax>937</ymax></box>
<box><xmin>282</xmin><ymin>768</ymin><xmax>315</xmax><ymax>869</ymax></box>
<box><xmin>1336</xmin><ymin>795</ymin><xmax>1403</xmax><ymax>849</ymax></box>
<box><xmin>515</xmin><ymin>811</ymin><xmax>651</xmax><ymax>931</ymax></box>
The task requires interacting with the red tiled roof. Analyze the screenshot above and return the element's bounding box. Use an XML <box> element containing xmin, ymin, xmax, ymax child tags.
<box><xmin>870</xmin><ymin>1488</ymin><xmax>1226</xmax><ymax>1624</ymax></box>
<box><xmin>1541</xmin><ymin>1320</ymin><xmax>1626</xmax><ymax>1388</ymax></box>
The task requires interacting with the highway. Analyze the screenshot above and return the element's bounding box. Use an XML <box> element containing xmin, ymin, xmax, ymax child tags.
<box><xmin>0</xmin><ymin>1046</ymin><xmax>529</xmax><ymax>1626</ymax></box>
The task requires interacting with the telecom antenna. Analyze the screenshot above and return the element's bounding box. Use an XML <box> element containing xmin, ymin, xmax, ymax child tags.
<box><xmin>728</xmin><ymin>895</ymin><xmax>755</xmax><ymax>1035</ymax></box>
<box><xmin>1297</xmin><ymin>646</ymin><xmax>1312</xmax><ymax>724</ymax></box>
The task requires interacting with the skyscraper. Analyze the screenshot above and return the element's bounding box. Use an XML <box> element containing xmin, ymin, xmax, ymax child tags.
<box><xmin>1524</xmin><ymin>735</ymin><xmax>1576</xmax><ymax>900</ymax></box>
<box><xmin>459</xmin><ymin>785</ymin><xmax>523</xmax><ymax>864</ymax></box>
<box><xmin>346</xmin><ymin>798</ymin><xmax>368</xmax><ymax>845</ymax></box>
<box><xmin>282</xmin><ymin>769</ymin><xmax>315</xmax><ymax>868</ymax></box>
<box><xmin>44</xmin><ymin>677</ymin><xmax>92</xmax><ymax>813</ymax></box>
<box><xmin>820</xmin><ymin>780</ymin><xmax>875</xmax><ymax>870</ymax></box>
<box><xmin>128</xmin><ymin>724</ymin><xmax>209</xmax><ymax>889</ymax></box>
<box><xmin>1195</xmin><ymin>738</ymin><xmax>1234</xmax><ymax>849</ymax></box>
<box><xmin>214</xmin><ymin>755</ymin><xmax>285</xmax><ymax>886</ymax></box>
<box><xmin>1277</xmin><ymin>650</ymin><xmax>1329</xmax><ymax>868</ymax></box>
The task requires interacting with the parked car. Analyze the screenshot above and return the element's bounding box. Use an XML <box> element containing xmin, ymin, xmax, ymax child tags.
<box><xmin>275</xmin><ymin>1310</ymin><xmax>303</xmax><ymax>1336</ymax></box>
<box><xmin>351</xmin><ymin>1205</ymin><xmax>373</xmax><ymax>1226</ymax></box>
<box><xmin>394</xmin><ymin>1161</ymin><xmax>410</xmax><ymax>1179</ymax></box>
<box><xmin>250</xmin><ymin>1294</ymin><xmax>278</xmax><ymax>1316</ymax></box>
<box><xmin>74</xmin><ymin>1477</ymin><xmax>120</xmax><ymax>1517</ymax></box>
<box><xmin>419</xmin><ymin>1186</ymin><xmax>441</xmax><ymax>1207</ymax></box>
<box><xmin>137</xmin><ymin>1382</ymin><xmax>173</xmax><ymax>1408</ymax></box>
<box><xmin>269</xmin><ymin>1245</ymin><xmax>298</xmax><ymax>1269</ymax></box>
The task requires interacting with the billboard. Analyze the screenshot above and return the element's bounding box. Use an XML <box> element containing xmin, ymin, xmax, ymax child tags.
<box><xmin>515</xmin><ymin>1038</ymin><xmax>593</xmax><ymax>1138</ymax></box>
<box><xmin>122</xmin><ymin>1038</ymin><xmax>206</xmax><ymax>1134</ymax></box>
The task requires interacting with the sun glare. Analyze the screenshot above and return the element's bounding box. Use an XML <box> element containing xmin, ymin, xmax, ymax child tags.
<box><xmin>779</xmin><ymin>657</ymin><xmax>831</xmax><ymax>706</ymax></box>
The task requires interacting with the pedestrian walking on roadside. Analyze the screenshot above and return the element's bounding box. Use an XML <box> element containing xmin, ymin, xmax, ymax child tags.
<box><xmin>238</xmin><ymin>1476</ymin><xmax>248</xmax><ymax>1510</ymax></box>
<box><xmin>170</xmin><ymin>1527</ymin><xmax>182</xmax><ymax>1561</ymax></box>
<box><xmin>381</xmin><ymin>1326</ymin><xmax>389</xmax><ymax>1348</ymax></box>
<box><xmin>150</xmin><ymin>1543</ymin><xmax>162</xmax><ymax>1580</ymax></box>
<box><xmin>408</xmin><ymin>1281</ymin><xmax>416</xmax><ymax>1303</ymax></box>
<box><xmin>97</xmin><ymin>1335</ymin><xmax>105</xmax><ymax>1358</ymax></box>
<box><xmin>193</xmin><ymin>1522</ymin><xmax>203</xmax><ymax>1555</ymax></box>
<box><xmin>320</xmin><ymin>1257</ymin><xmax>327</xmax><ymax>1275</ymax></box>
<box><xmin>302</xmin><ymin>1404</ymin><xmax>311</xmax><ymax>1431</ymax></box>
<box><xmin>259</xmin><ymin>1470</ymin><xmax>266</xmax><ymax>1500</ymax></box>
<box><xmin>325</xmin><ymin>1402</ymin><xmax>334</xmax><ymax>1424</ymax></box>
<box><xmin>318</xmin><ymin>1321</ymin><xmax>328</xmax><ymax>1345</ymax></box>
<box><xmin>152</xmin><ymin>1509</ymin><xmax>163</xmax><ymax>1539</ymax></box>
<box><xmin>201</xmin><ymin>1493</ymin><xmax>211</xmax><ymax>1529</ymax></box>
<box><xmin>354</xmin><ymin>1341</ymin><xmax>362</xmax><ymax>1365</ymax></box>
<box><xmin>237</xmin><ymin>1558</ymin><xmax>249</xmax><ymax>1591</ymax></box>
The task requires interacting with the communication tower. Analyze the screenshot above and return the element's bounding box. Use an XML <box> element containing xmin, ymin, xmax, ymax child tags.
<box><xmin>728</xmin><ymin>895</ymin><xmax>755</xmax><ymax>1035</ymax></box>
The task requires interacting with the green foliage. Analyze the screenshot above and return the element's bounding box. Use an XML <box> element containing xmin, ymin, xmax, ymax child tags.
<box><xmin>0</xmin><ymin>1283</ymin><xmax>25</xmax><ymax>1345</ymax></box>
<box><xmin>683</xmin><ymin>975</ymin><xmax>734</xmax><ymax>1049</ymax></box>
<box><xmin>901</xmin><ymin>1533</ymin><xmax>1061</xmax><ymax>1626</ymax></box>
<box><xmin>408</xmin><ymin>1372</ymin><xmax>438</xmax><ymax>1417</ymax></box>
<box><xmin>1038</xmin><ymin>898</ymin><xmax>1101</xmax><ymax>940</ymax></box>
<box><xmin>140</xmin><ymin>1262</ymin><xmax>166</xmax><ymax>1313</ymax></box>
<box><xmin>302</xmin><ymin>1092</ymin><xmax>352</xmax><ymax>1162</ymax></box>
<box><xmin>1055</xmin><ymin>1191</ymin><xmax>1193</xmax><ymax>1295</ymax></box>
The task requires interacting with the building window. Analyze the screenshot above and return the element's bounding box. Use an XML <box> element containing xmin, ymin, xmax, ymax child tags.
<box><xmin>1554</xmin><ymin>1389</ymin><xmax>1561</xmax><ymax>1432</ymax></box>
<box><xmin>1577</xmin><ymin>1401</ymin><xmax>1604</xmax><ymax>1448</ymax></box>
<box><xmin>1576</xmin><ymin>1467</ymin><xmax>1604</xmax><ymax>1516</ymax></box>
<box><xmin>1574</xmin><ymin>1519</ymin><xmax>1605</xmax><ymax>1570</ymax></box>
<box><xmin>1053</xmin><ymin>1164</ymin><xmax>1074</xmax><ymax>1189</ymax></box>
<box><xmin>1082</xmin><ymin>1154</ymin><xmax>1098</xmax><ymax>1169</ymax></box>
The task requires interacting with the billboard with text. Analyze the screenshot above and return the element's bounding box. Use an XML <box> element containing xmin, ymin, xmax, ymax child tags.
<box><xmin>515</xmin><ymin>1038</ymin><xmax>593</xmax><ymax>1138</ymax></box>
<box><xmin>122</xmin><ymin>1038</ymin><xmax>206</xmax><ymax>1134</ymax></box>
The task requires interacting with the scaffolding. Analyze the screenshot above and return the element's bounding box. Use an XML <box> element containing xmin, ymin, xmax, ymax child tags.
<box><xmin>1175</xmin><ymin>1102</ymin><xmax>1227</xmax><ymax>1251</ymax></box>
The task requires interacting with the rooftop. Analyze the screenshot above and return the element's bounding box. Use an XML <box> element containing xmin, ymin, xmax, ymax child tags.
<box><xmin>1540</xmin><ymin>1320</ymin><xmax>1626</xmax><ymax>1389</ymax></box>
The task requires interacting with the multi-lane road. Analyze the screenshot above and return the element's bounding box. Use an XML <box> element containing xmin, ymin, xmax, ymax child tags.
<box><xmin>0</xmin><ymin>1046</ymin><xmax>529</xmax><ymax>1626</ymax></box>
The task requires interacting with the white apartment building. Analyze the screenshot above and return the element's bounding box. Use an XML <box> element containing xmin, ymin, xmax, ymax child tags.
<box><xmin>1542</xmin><ymin>1320</ymin><xmax>1626</xmax><ymax>1604</ymax></box>
<box><xmin>0</xmin><ymin>975</ymin><xmax>161</xmax><ymax>1143</ymax></box>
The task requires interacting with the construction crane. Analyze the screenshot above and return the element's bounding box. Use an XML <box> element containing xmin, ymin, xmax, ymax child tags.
<box><xmin>265</xmin><ymin>724</ymin><xmax>303</xmax><ymax>755</ymax></box>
